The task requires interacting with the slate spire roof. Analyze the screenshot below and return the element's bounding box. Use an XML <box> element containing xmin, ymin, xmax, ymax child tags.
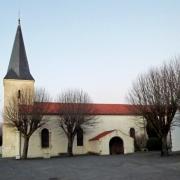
<box><xmin>4</xmin><ymin>19</ymin><xmax>34</xmax><ymax>80</ymax></box>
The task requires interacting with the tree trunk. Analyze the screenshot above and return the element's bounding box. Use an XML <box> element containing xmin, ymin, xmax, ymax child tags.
<box><xmin>161</xmin><ymin>135</ymin><xmax>169</xmax><ymax>156</ymax></box>
<box><xmin>67</xmin><ymin>137</ymin><xmax>73</xmax><ymax>156</ymax></box>
<box><xmin>22</xmin><ymin>136</ymin><xmax>29</xmax><ymax>159</ymax></box>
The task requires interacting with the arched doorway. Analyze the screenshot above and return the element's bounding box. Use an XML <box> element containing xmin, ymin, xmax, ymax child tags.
<box><xmin>109</xmin><ymin>136</ymin><xmax>124</xmax><ymax>155</ymax></box>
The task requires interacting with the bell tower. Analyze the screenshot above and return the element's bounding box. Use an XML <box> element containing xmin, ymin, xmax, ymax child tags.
<box><xmin>3</xmin><ymin>19</ymin><xmax>35</xmax><ymax>157</ymax></box>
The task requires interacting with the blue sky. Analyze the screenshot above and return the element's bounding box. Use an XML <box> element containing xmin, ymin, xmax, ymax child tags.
<box><xmin>1</xmin><ymin>0</ymin><xmax>180</xmax><ymax>116</ymax></box>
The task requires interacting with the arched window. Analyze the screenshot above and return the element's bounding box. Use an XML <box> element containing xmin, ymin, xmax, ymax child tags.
<box><xmin>41</xmin><ymin>128</ymin><xmax>49</xmax><ymax>148</ymax></box>
<box><xmin>77</xmin><ymin>127</ymin><xmax>83</xmax><ymax>146</ymax></box>
<box><xmin>129</xmin><ymin>128</ymin><xmax>135</xmax><ymax>138</ymax></box>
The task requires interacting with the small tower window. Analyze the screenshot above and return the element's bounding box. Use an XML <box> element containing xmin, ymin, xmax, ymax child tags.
<box><xmin>41</xmin><ymin>128</ymin><xmax>49</xmax><ymax>148</ymax></box>
<box><xmin>18</xmin><ymin>90</ymin><xmax>21</xmax><ymax>99</ymax></box>
<box><xmin>77</xmin><ymin>127</ymin><xmax>83</xmax><ymax>146</ymax></box>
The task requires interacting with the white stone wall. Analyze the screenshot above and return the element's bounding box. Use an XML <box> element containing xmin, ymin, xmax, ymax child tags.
<box><xmin>3</xmin><ymin>79</ymin><xmax>34</xmax><ymax>108</ymax></box>
<box><xmin>22</xmin><ymin>115</ymin><xmax>145</xmax><ymax>158</ymax></box>
<box><xmin>2</xmin><ymin>79</ymin><xmax>34</xmax><ymax>158</ymax></box>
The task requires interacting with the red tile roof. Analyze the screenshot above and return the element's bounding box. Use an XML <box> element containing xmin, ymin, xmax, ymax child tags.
<box><xmin>36</xmin><ymin>103</ymin><xmax>139</xmax><ymax>115</ymax></box>
<box><xmin>89</xmin><ymin>130</ymin><xmax>115</xmax><ymax>141</ymax></box>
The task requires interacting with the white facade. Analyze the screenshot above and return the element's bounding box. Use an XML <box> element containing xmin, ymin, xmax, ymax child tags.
<box><xmin>3</xmin><ymin>79</ymin><xmax>34</xmax><ymax>158</ymax></box>
<box><xmin>3</xmin><ymin>114</ymin><xmax>146</xmax><ymax>158</ymax></box>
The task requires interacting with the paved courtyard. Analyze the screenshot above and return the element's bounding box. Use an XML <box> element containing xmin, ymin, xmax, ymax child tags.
<box><xmin>0</xmin><ymin>152</ymin><xmax>180</xmax><ymax>180</ymax></box>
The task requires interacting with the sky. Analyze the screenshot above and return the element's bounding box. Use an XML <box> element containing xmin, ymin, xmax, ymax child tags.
<box><xmin>1</xmin><ymin>0</ymin><xmax>180</xmax><ymax>119</ymax></box>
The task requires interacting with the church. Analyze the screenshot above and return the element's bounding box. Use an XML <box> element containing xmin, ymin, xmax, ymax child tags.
<box><xmin>2</xmin><ymin>20</ymin><xmax>149</xmax><ymax>158</ymax></box>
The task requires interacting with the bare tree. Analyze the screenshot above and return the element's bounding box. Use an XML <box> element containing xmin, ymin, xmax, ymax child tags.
<box><xmin>57</xmin><ymin>89</ymin><xmax>96</xmax><ymax>156</ymax></box>
<box><xmin>4</xmin><ymin>88</ymin><xmax>50</xmax><ymax>159</ymax></box>
<box><xmin>128</xmin><ymin>58</ymin><xmax>180</xmax><ymax>156</ymax></box>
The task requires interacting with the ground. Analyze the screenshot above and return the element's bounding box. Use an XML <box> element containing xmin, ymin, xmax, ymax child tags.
<box><xmin>0</xmin><ymin>152</ymin><xmax>180</xmax><ymax>180</ymax></box>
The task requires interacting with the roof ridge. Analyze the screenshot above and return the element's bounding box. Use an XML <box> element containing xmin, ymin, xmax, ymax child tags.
<box><xmin>37</xmin><ymin>102</ymin><xmax>133</xmax><ymax>106</ymax></box>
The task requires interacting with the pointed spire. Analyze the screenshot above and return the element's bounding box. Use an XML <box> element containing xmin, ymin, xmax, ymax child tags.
<box><xmin>4</xmin><ymin>20</ymin><xmax>34</xmax><ymax>80</ymax></box>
